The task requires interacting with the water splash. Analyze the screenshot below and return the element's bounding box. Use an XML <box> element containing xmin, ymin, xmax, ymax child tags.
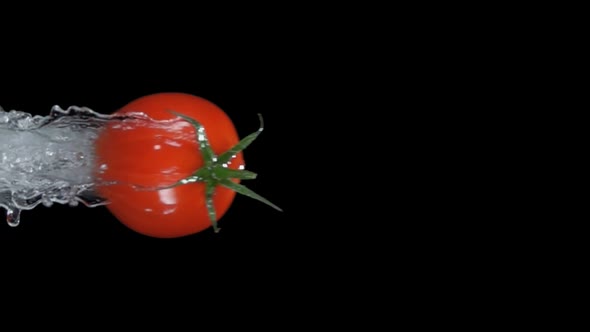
<box><xmin>0</xmin><ymin>105</ymin><xmax>114</xmax><ymax>226</ymax></box>
<box><xmin>0</xmin><ymin>103</ymin><xmax>198</xmax><ymax>227</ymax></box>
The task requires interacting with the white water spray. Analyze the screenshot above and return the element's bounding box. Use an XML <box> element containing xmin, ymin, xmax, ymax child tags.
<box><xmin>1</xmin><ymin>105</ymin><xmax>120</xmax><ymax>226</ymax></box>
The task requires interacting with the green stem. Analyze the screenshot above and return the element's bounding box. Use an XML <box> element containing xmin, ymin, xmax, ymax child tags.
<box><xmin>159</xmin><ymin>111</ymin><xmax>281</xmax><ymax>231</ymax></box>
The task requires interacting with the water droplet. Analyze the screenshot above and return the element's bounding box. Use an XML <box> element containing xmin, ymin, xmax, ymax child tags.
<box><xmin>161</xmin><ymin>167</ymin><xmax>178</xmax><ymax>174</ymax></box>
<box><xmin>6</xmin><ymin>207</ymin><xmax>21</xmax><ymax>227</ymax></box>
<box><xmin>42</xmin><ymin>196</ymin><xmax>54</xmax><ymax>207</ymax></box>
<box><xmin>164</xmin><ymin>139</ymin><xmax>181</xmax><ymax>147</ymax></box>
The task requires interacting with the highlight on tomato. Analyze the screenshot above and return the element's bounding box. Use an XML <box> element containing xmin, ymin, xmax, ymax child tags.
<box><xmin>94</xmin><ymin>92</ymin><xmax>281</xmax><ymax>238</ymax></box>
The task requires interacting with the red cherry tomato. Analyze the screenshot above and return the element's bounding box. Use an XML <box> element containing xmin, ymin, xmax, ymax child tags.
<box><xmin>94</xmin><ymin>93</ymin><xmax>244</xmax><ymax>238</ymax></box>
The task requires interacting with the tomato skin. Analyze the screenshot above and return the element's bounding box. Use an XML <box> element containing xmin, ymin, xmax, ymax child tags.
<box><xmin>94</xmin><ymin>93</ymin><xmax>244</xmax><ymax>238</ymax></box>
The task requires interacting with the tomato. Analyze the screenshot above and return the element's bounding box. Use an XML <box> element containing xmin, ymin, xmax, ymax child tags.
<box><xmin>94</xmin><ymin>92</ymin><xmax>280</xmax><ymax>238</ymax></box>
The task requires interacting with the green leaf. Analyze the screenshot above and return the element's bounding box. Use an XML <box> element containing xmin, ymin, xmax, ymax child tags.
<box><xmin>218</xmin><ymin>114</ymin><xmax>264</xmax><ymax>165</ymax></box>
<box><xmin>220</xmin><ymin>179</ymin><xmax>282</xmax><ymax>212</ymax></box>
<box><xmin>205</xmin><ymin>182</ymin><xmax>220</xmax><ymax>233</ymax></box>
<box><xmin>213</xmin><ymin>168</ymin><xmax>257</xmax><ymax>180</ymax></box>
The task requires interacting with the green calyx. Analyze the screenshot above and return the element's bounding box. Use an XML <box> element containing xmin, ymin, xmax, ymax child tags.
<box><xmin>162</xmin><ymin>111</ymin><xmax>282</xmax><ymax>233</ymax></box>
